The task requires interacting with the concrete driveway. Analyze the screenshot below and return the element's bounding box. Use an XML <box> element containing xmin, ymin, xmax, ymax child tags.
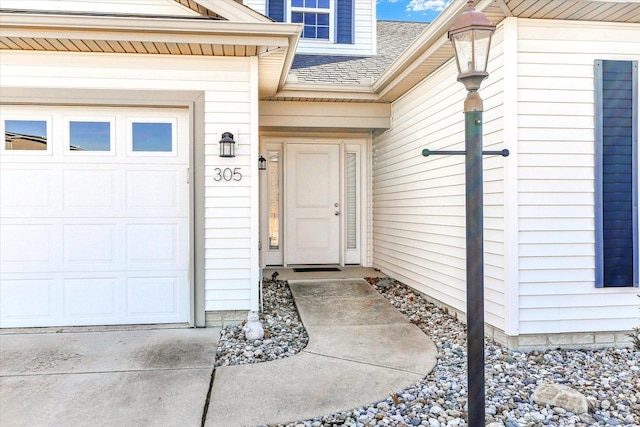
<box><xmin>0</xmin><ymin>327</ymin><xmax>220</xmax><ymax>427</ymax></box>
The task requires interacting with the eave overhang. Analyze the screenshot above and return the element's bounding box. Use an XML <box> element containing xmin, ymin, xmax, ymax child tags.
<box><xmin>0</xmin><ymin>10</ymin><xmax>301</xmax><ymax>98</ymax></box>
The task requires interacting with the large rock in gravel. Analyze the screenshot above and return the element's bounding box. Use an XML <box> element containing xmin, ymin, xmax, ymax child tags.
<box><xmin>532</xmin><ymin>383</ymin><xmax>589</xmax><ymax>414</ymax></box>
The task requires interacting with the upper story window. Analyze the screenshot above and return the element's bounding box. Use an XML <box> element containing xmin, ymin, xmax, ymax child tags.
<box><xmin>267</xmin><ymin>0</ymin><xmax>353</xmax><ymax>45</ymax></box>
<box><xmin>291</xmin><ymin>0</ymin><xmax>331</xmax><ymax>40</ymax></box>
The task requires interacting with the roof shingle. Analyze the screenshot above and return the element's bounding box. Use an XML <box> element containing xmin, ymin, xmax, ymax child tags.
<box><xmin>290</xmin><ymin>20</ymin><xmax>429</xmax><ymax>85</ymax></box>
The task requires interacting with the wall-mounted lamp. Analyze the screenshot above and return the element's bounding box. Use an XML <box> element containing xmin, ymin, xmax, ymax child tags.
<box><xmin>258</xmin><ymin>155</ymin><xmax>267</xmax><ymax>170</ymax></box>
<box><xmin>219</xmin><ymin>132</ymin><xmax>236</xmax><ymax>158</ymax></box>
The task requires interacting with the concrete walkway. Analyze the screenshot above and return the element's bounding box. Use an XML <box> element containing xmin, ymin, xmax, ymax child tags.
<box><xmin>0</xmin><ymin>327</ymin><xmax>220</xmax><ymax>427</ymax></box>
<box><xmin>206</xmin><ymin>279</ymin><xmax>438</xmax><ymax>427</ymax></box>
<box><xmin>1</xmin><ymin>277</ymin><xmax>438</xmax><ymax>427</ymax></box>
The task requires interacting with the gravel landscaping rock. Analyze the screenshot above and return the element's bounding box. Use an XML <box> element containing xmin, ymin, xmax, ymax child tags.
<box><xmin>215</xmin><ymin>277</ymin><xmax>640</xmax><ymax>426</ymax></box>
<box><xmin>214</xmin><ymin>279</ymin><xmax>308</xmax><ymax>367</ymax></box>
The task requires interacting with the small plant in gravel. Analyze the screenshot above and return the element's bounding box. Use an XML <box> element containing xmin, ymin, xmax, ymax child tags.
<box><xmin>628</xmin><ymin>294</ymin><xmax>640</xmax><ymax>351</ymax></box>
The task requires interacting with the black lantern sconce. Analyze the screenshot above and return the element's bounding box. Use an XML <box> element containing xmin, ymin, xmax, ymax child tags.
<box><xmin>219</xmin><ymin>132</ymin><xmax>236</xmax><ymax>158</ymax></box>
<box><xmin>258</xmin><ymin>155</ymin><xmax>267</xmax><ymax>170</ymax></box>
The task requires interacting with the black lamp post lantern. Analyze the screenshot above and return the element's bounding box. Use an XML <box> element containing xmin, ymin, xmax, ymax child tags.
<box><xmin>258</xmin><ymin>155</ymin><xmax>267</xmax><ymax>170</ymax></box>
<box><xmin>422</xmin><ymin>2</ymin><xmax>505</xmax><ymax>426</ymax></box>
<box><xmin>219</xmin><ymin>132</ymin><xmax>236</xmax><ymax>158</ymax></box>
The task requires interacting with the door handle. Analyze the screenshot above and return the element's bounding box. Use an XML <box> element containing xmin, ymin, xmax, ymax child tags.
<box><xmin>335</xmin><ymin>211</ymin><xmax>339</xmax><ymax>216</ymax></box>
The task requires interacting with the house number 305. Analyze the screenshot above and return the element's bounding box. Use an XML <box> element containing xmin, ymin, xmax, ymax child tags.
<box><xmin>213</xmin><ymin>167</ymin><xmax>242</xmax><ymax>182</ymax></box>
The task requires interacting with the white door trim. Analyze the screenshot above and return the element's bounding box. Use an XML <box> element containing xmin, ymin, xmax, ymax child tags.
<box><xmin>259</xmin><ymin>137</ymin><xmax>369</xmax><ymax>268</ymax></box>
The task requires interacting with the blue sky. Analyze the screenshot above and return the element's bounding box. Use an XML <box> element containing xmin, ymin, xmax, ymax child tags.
<box><xmin>377</xmin><ymin>0</ymin><xmax>452</xmax><ymax>22</ymax></box>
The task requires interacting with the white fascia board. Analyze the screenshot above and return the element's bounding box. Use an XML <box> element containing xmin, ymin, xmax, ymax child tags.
<box><xmin>191</xmin><ymin>0</ymin><xmax>273</xmax><ymax>22</ymax></box>
<box><xmin>276</xmin><ymin>27</ymin><xmax>303</xmax><ymax>90</ymax></box>
<box><xmin>0</xmin><ymin>12</ymin><xmax>300</xmax><ymax>46</ymax></box>
<box><xmin>282</xmin><ymin>83</ymin><xmax>376</xmax><ymax>94</ymax></box>
<box><xmin>373</xmin><ymin>0</ymin><xmax>497</xmax><ymax>97</ymax></box>
<box><xmin>276</xmin><ymin>84</ymin><xmax>379</xmax><ymax>101</ymax></box>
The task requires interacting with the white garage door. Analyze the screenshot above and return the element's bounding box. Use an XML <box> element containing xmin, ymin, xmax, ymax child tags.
<box><xmin>0</xmin><ymin>106</ymin><xmax>191</xmax><ymax>327</ymax></box>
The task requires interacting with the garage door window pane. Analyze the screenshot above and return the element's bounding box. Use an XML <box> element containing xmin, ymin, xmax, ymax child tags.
<box><xmin>4</xmin><ymin>120</ymin><xmax>47</xmax><ymax>151</ymax></box>
<box><xmin>69</xmin><ymin>121</ymin><xmax>111</xmax><ymax>151</ymax></box>
<box><xmin>132</xmin><ymin>122</ymin><xmax>172</xmax><ymax>152</ymax></box>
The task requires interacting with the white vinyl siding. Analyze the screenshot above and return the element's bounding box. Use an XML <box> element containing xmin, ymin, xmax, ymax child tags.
<box><xmin>0</xmin><ymin>0</ymin><xmax>199</xmax><ymax>16</ymax></box>
<box><xmin>374</xmin><ymin>18</ymin><xmax>640</xmax><ymax>340</ymax></box>
<box><xmin>515</xmin><ymin>19</ymin><xmax>640</xmax><ymax>335</ymax></box>
<box><xmin>372</xmin><ymin>24</ymin><xmax>508</xmax><ymax>332</ymax></box>
<box><xmin>244</xmin><ymin>0</ymin><xmax>267</xmax><ymax>15</ymax></box>
<box><xmin>0</xmin><ymin>50</ymin><xmax>260</xmax><ymax>315</ymax></box>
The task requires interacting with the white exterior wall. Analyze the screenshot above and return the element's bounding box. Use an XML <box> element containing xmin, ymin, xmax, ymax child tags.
<box><xmin>515</xmin><ymin>19</ymin><xmax>640</xmax><ymax>335</ymax></box>
<box><xmin>0</xmin><ymin>0</ymin><xmax>199</xmax><ymax>15</ymax></box>
<box><xmin>374</xmin><ymin>17</ymin><xmax>640</xmax><ymax>342</ymax></box>
<box><xmin>0</xmin><ymin>51</ymin><xmax>260</xmax><ymax>316</ymax></box>
<box><xmin>372</xmin><ymin>24</ymin><xmax>509</xmax><ymax>333</ymax></box>
<box><xmin>244</xmin><ymin>0</ymin><xmax>376</xmax><ymax>56</ymax></box>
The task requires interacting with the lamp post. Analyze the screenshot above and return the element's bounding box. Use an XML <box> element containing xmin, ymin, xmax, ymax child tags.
<box><xmin>448</xmin><ymin>2</ymin><xmax>496</xmax><ymax>426</ymax></box>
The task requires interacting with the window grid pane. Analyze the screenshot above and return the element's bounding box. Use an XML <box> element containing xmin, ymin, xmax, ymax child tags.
<box><xmin>296</xmin><ymin>12</ymin><xmax>330</xmax><ymax>40</ymax></box>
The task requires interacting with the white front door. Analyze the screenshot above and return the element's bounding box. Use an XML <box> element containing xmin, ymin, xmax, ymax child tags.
<box><xmin>285</xmin><ymin>144</ymin><xmax>340</xmax><ymax>265</ymax></box>
<box><xmin>0</xmin><ymin>106</ymin><xmax>190</xmax><ymax>328</ymax></box>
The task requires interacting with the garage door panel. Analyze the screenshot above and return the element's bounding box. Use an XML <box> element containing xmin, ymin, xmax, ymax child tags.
<box><xmin>63</xmin><ymin>224</ymin><xmax>116</xmax><ymax>265</ymax></box>
<box><xmin>126</xmin><ymin>276</ymin><xmax>180</xmax><ymax>317</ymax></box>
<box><xmin>0</xmin><ymin>106</ymin><xmax>191</xmax><ymax>328</ymax></box>
<box><xmin>0</xmin><ymin>278</ymin><xmax>57</xmax><ymax>324</ymax></box>
<box><xmin>126</xmin><ymin>223</ymin><xmax>178</xmax><ymax>264</ymax></box>
<box><xmin>0</xmin><ymin>169</ymin><xmax>52</xmax><ymax>209</ymax></box>
<box><xmin>125</xmin><ymin>169</ymin><xmax>187</xmax><ymax>217</ymax></box>
<box><xmin>63</xmin><ymin>277</ymin><xmax>117</xmax><ymax>319</ymax></box>
<box><xmin>1</xmin><ymin>224</ymin><xmax>53</xmax><ymax>265</ymax></box>
<box><xmin>63</xmin><ymin>169</ymin><xmax>115</xmax><ymax>209</ymax></box>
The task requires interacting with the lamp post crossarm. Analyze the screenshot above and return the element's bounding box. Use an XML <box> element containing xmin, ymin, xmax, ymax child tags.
<box><xmin>422</xmin><ymin>148</ymin><xmax>509</xmax><ymax>157</ymax></box>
